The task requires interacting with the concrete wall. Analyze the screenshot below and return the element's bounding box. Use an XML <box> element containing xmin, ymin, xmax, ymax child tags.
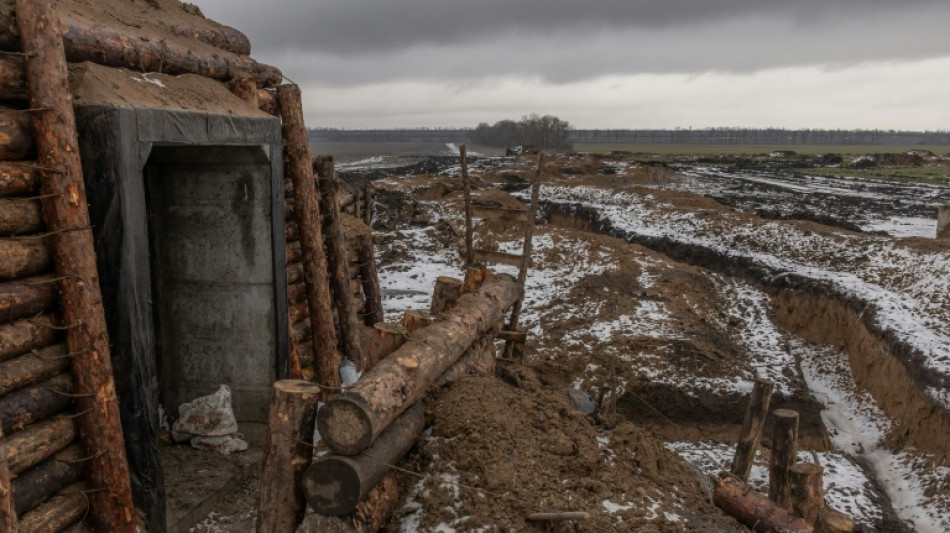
<box><xmin>939</xmin><ymin>204</ymin><xmax>950</xmax><ymax>241</ymax></box>
<box><xmin>146</xmin><ymin>146</ymin><xmax>276</xmax><ymax>422</ymax></box>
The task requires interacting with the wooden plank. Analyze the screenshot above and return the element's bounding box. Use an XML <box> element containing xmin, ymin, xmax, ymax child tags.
<box><xmin>472</xmin><ymin>248</ymin><xmax>525</xmax><ymax>268</ymax></box>
<box><xmin>497</xmin><ymin>329</ymin><xmax>528</xmax><ymax>343</ymax></box>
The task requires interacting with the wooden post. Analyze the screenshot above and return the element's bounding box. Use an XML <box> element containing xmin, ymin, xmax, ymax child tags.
<box><xmin>363</xmin><ymin>184</ymin><xmax>373</xmax><ymax>227</ymax></box>
<box><xmin>504</xmin><ymin>152</ymin><xmax>543</xmax><ymax>357</ymax></box>
<box><xmin>366</xmin><ymin>323</ymin><xmax>406</xmax><ymax>369</ymax></box>
<box><xmin>276</xmin><ymin>85</ymin><xmax>341</xmax><ymax>396</ymax></box>
<box><xmin>0</xmin><ymin>427</ymin><xmax>16</xmax><ymax>533</ymax></box>
<box><xmin>461</xmin><ymin>144</ymin><xmax>474</xmax><ymax>266</ymax></box>
<box><xmin>769</xmin><ymin>409</ymin><xmax>800</xmax><ymax>509</ymax></box>
<box><xmin>430</xmin><ymin>276</ymin><xmax>463</xmax><ymax>315</ymax></box>
<box><xmin>356</xmin><ymin>232</ymin><xmax>383</xmax><ymax>327</ymax></box>
<box><xmin>815</xmin><ymin>507</ymin><xmax>854</xmax><ymax>533</ymax></box>
<box><xmin>731</xmin><ymin>378</ymin><xmax>774</xmax><ymax>481</ymax></box>
<box><xmin>16</xmin><ymin>1</ymin><xmax>137</xmax><ymax>529</ymax></box>
<box><xmin>401</xmin><ymin>310</ymin><xmax>432</xmax><ymax>333</ymax></box>
<box><xmin>713</xmin><ymin>476</ymin><xmax>813</xmax><ymax>533</ymax></box>
<box><xmin>315</xmin><ymin>156</ymin><xmax>365</xmax><ymax>369</ymax></box>
<box><xmin>16</xmin><ymin>482</ymin><xmax>88</xmax><ymax>533</ymax></box>
<box><xmin>318</xmin><ymin>275</ymin><xmax>519</xmax><ymax>455</ymax></box>
<box><xmin>462</xmin><ymin>265</ymin><xmax>491</xmax><ymax>295</ymax></box>
<box><xmin>303</xmin><ymin>402</ymin><xmax>424</xmax><ymax>516</ymax></box>
<box><xmin>789</xmin><ymin>462</ymin><xmax>823</xmax><ymax>525</ymax></box>
<box><xmin>257</xmin><ymin>380</ymin><xmax>323</xmax><ymax>533</ymax></box>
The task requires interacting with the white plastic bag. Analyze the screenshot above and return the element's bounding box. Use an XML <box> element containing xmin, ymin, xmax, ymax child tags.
<box><xmin>171</xmin><ymin>384</ymin><xmax>240</xmax><ymax>442</ymax></box>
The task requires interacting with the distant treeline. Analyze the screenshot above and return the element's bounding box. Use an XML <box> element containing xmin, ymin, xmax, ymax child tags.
<box><xmin>309</xmin><ymin>127</ymin><xmax>950</xmax><ymax>146</ymax></box>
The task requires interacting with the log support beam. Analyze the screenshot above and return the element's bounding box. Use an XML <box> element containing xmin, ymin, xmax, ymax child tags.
<box><xmin>731</xmin><ymin>378</ymin><xmax>774</xmax><ymax>481</ymax></box>
<box><xmin>713</xmin><ymin>476</ymin><xmax>813</xmax><ymax>533</ymax></box>
<box><xmin>769</xmin><ymin>409</ymin><xmax>800</xmax><ymax>509</ymax></box>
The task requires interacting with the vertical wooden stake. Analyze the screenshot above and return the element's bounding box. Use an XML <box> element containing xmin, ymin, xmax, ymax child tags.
<box><xmin>276</xmin><ymin>85</ymin><xmax>341</xmax><ymax>396</ymax></box>
<box><xmin>731</xmin><ymin>379</ymin><xmax>774</xmax><ymax>481</ymax></box>
<box><xmin>401</xmin><ymin>310</ymin><xmax>432</xmax><ymax>333</ymax></box>
<box><xmin>315</xmin><ymin>156</ymin><xmax>365</xmax><ymax>369</ymax></box>
<box><xmin>769</xmin><ymin>409</ymin><xmax>800</xmax><ymax>509</ymax></box>
<box><xmin>0</xmin><ymin>427</ymin><xmax>16</xmax><ymax>533</ymax></box>
<box><xmin>363</xmin><ymin>184</ymin><xmax>374</xmax><ymax>227</ymax></box>
<box><xmin>460</xmin><ymin>144</ymin><xmax>474</xmax><ymax>266</ymax></box>
<box><xmin>257</xmin><ymin>380</ymin><xmax>323</xmax><ymax>533</ymax></box>
<box><xmin>789</xmin><ymin>462</ymin><xmax>824</xmax><ymax>525</ymax></box>
<box><xmin>462</xmin><ymin>265</ymin><xmax>491</xmax><ymax>295</ymax></box>
<box><xmin>356</xmin><ymin>232</ymin><xmax>383</xmax><ymax>327</ymax></box>
<box><xmin>504</xmin><ymin>152</ymin><xmax>543</xmax><ymax>357</ymax></box>
<box><xmin>430</xmin><ymin>276</ymin><xmax>463</xmax><ymax>315</ymax></box>
<box><xmin>17</xmin><ymin>1</ymin><xmax>136</xmax><ymax>530</ymax></box>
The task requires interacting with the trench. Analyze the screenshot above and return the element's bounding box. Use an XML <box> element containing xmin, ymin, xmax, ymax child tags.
<box><xmin>541</xmin><ymin>201</ymin><xmax>949</xmax><ymax>531</ymax></box>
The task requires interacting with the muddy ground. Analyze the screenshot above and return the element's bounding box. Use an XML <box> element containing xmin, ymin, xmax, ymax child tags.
<box><xmin>191</xmin><ymin>150</ymin><xmax>950</xmax><ymax>532</ymax></box>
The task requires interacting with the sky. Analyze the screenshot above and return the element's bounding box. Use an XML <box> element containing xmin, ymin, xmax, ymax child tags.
<box><xmin>194</xmin><ymin>0</ymin><xmax>950</xmax><ymax>130</ymax></box>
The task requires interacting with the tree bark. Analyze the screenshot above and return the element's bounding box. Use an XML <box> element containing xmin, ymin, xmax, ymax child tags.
<box><xmin>461</xmin><ymin>144</ymin><xmax>474</xmax><ymax>265</ymax></box>
<box><xmin>429</xmin><ymin>276</ymin><xmax>463</xmax><ymax>315</ymax></box>
<box><xmin>362</xmin><ymin>185</ymin><xmax>373</xmax><ymax>227</ymax></box>
<box><xmin>526</xmin><ymin>512</ymin><xmax>590</xmax><ymax>522</ymax></box>
<box><xmin>2</xmin><ymin>415</ymin><xmax>77</xmax><ymax>475</ymax></box>
<box><xmin>0</xmin><ymin>314</ymin><xmax>58</xmax><ymax>362</ymax></box>
<box><xmin>0</xmin><ymin>197</ymin><xmax>44</xmax><ymax>236</ymax></box>
<box><xmin>0</xmin><ymin>107</ymin><xmax>33</xmax><ymax>160</ymax></box>
<box><xmin>304</xmin><ymin>402</ymin><xmax>424</xmax><ymax>516</ymax></box>
<box><xmin>277</xmin><ymin>85</ymin><xmax>340</xmax><ymax>399</ymax></box>
<box><xmin>0</xmin><ymin>275</ymin><xmax>58</xmax><ymax>324</ymax></box>
<box><xmin>166</xmin><ymin>22</ymin><xmax>252</xmax><ymax>56</ymax></box>
<box><xmin>503</xmin><ymin>153</ymin><xmax>543</xmax><ymax>358</ymax></box>
<box><xmin>356</xmin><ymin>232</ymin><xmax>383</xmax><ymax>327</ymax></box>
<box><xmin>0</xmin><ymin>372</ymin><xmax>73</xmax><ymax>437</ymax></box>
<box><xmin>0</xmin><ymin>427</ymin><xmax>15</xmax><ymax>533</ymax></box>
<box><xmin>286</xmin><ymin>261</ymin><xmax>304</xmax><ymax>285</ymax></box>
<box><xmin>769</xmin><ymin>409</ymin><xmax>800</xmax><ymax>509</ymax></box>
<box><xmin>365</xmin><ymin>322</ymin><xmax>406</xmax><ymax>370</ymax></box>
<box><xmin>12</xmin><ymin>443</ymin><xmax>84</xmax><ymax>516</ymax></box>
<box><xmin>315</xmin><ymin>156</ymin><xmax>365</xmax><ymax>369</ymax></box>
<box><xmin>318</xmin><ymin>275</ymin><xmax>518</xmax><ymax>455</ymax></box>
<box><xmin>257</xmin><ymin>380</ymin><xmax>322</xmax><ymax>533</ymax></box>
<box><xmin>0</xmin><ymin>55</ymin><xmax>26</xmax><ymax>100</ymax></box>
<box><xmin>0</xmin><ymin>161</ymin><xmax>40</xmax><ymax>197</ymax></box>
<box><xmin>730</xmin><ymin>378</ymin><xmax>774</xmax><ymax>482</ymax></box>
<box><xmin>0</xmin><ymin>343</ymin><xmax>69</xmax><ymax>396</ymax></box>
<box><xmin>285</xmin><ymin>240</ymin><xmax>302</xmax><ymax>263</ymax></box>
<box><xmin>437</xmin><ymin>331</ymin><xmax>497</xmax><ymax>388</ymax></box>
<box><xmin>401</xmin><ymin>310</ymin><xmax>431</xmax><ymax>334</ymax></box>
<box><xmin>0</xmin><ymin>237</ymin><xmax>51</xmax><ymax>279</ymax></box>
<box><xmin>462</xmin><ymin>265</ymin><xmax>492</xmax><ymax>295</ymax></box>
<box><xmin>257</xmin><ymin>88</ymin><xmax>278</xmax><ymax>116</ymax></box>
<box><xmin>297</xmin><ymin>474</ymin><xmax>400</xmax><ymax>533</ymax></box>
<box><xmin>713</xmin><ymin>476</ymin><xmax>813</xmax><ymax>533</ymax></box>
<box><xmin>17</xmin><ymin>2</ymin><xmax>137</xmax><ymax>529</ymax></box>
<box><xmin>815</xmin><ymin>507</ymin><xmax>853</xmax><ymax>533</ymax></box>
<box><xmin>789</xmin><ymin>462</ymin><xmax>824</xmax><ymax>525</ymax></box>
<box><xmin>16</xmin><ymin>482</ymin><xmax>88</xmax><ymax>533</ymax></box>
<box><xmin>227</xmin><ymin>74</ymin><xmax>258</xmax><ymax>108</ymax></box>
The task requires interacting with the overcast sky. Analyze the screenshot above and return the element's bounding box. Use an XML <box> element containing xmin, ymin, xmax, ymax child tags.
<box><xmin>195</xmin><ymin>0</ymin><xmax>950</xmax><ymax>130</ymax></box>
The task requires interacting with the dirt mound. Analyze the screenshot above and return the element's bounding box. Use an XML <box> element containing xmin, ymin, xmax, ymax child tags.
<box><xmin>398</xmin><ymin>374</ymin><xmax>742</xmax><ymax>532</ymax></box>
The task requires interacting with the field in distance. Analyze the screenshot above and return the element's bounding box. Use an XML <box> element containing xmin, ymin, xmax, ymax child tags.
<box><xmin>575</xmin><ymin>143</ymin><xmax>950</xmax><ymax>156</ymax></box>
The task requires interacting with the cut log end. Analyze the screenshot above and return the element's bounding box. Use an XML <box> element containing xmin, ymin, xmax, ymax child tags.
<box><xmin>302</xmin><ymin>456</ymin><xmax>362</xmax><ymax>517</ymax></box>
<box><xmin>317</xmin><ymin>398</ymin><xmax>374</xmax><ymax>456</ymax></box>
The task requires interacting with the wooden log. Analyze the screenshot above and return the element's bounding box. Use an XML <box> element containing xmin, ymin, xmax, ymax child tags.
<box><xmin>0</xmin><ymin>238</ymin><xmax>51</xmax><ymax>279</ymax></box>
<box><xmin>504</xmin><ymin>326</ymin><xmax>526</xmax><ymax>360</ymax></box>
<box><xmin>0</xmin><ymin>372</ymin><xmax>73</xmax><ymax>436</ymax></box>
<box><xmin>0</xmin><ymin>55</ymin><xmax>26</xmax><ymax>100</ymax></box>
<box><xmin>0</xmin><ymin>343</ymin><xmax>69</xmax><ymax>396</ymax></box>
<box><xmin>355</xmin><ymin>232</ymin><xmax>383</xmax><ymax>327</ymax></box>
<box><xmin>730</xmin><ymin>378</ymin><xmax>774</xmax><ymax>482</ymax></box>
<box><xmin>472</xmin><ymin>248</ymin><xmax>524</xmax><ymax>268</ymax></box>
<box><xmin>277</xmin><ymin>85</ymin><xmax>341</xmax><ymax>400</ymax></box>
<box><xmin>16</xmin><ymin>482</ymin><xmax>88</xmax><ymax>533</ymax></box>
<box><xmin>0</xmin><ymin>107</ymin><xmax>33</xmax><ymax>160</ymax></box>
<box><xmin>429</xmin><ymin>276</ymin><xmax>463</xmax><ymax>315</ymax></box>
<box><xmin>461</xmin><ymin>144</ymin><xmax>474</xmax><ymax>265</ymax></box>
<box><xmin>526</xmin><ymin>512</ymin><xmax>590</xmax><ymax>522</ymax></box>
<box><xmin>285</xmin><ymin>221</ymin><xmax>300</xmax><ymax>241</ymax></box>
<box><xmin>362</xmin><ymin>185</ymin><xmax>373</xmax><ymax>227</ymax></box>
<box><xmin>815</xmin><ymin>507</ymin><xmax>854</xmax><ymax>533</ymax></box>
<box><xmin>13</xmin><ymin>444</ymin><xmax>84</xmax><ymax>516</ymax></box>
<box><xmin>227</xmin><ymin>73</ymin><xmax>258</xmax><ymax>108</ymax></box>
<box><xmin>292</xmin><ymin>319</ymin><xmax>312</xmax><ymax>344</ymax></box>
<box><xmin>0</xmin><ymin>315</ymin><xmax>58</xmax><ymax>362</ymax></box>
<box><xmin>0</xmin><ymin>161</ymin><xmax>40</xmax><ymax>197</ymax></box>
<box><xmin>286</xmin><ymin>261</ymin><xmax>304</xmax><ymax>285</ymax></box>
<box><xmin>288</xmin><ymin>301</ymin><xmax>309</xmax><ymax>330</ymax></box>
<box><xmin>401</xmin><ymin>310</ymin><xmax>431</xmax><ymax>334</ymax></box>
<box><xmin>436</xmin><ymin>331</ymin><xmax>497</xmax><ymax>387</ymax></box>
<box><xmin>713</xmin><ymin>476</ymin><xmax>813</xmax><ymax>533</ymax></box>
<box><xmin>297</xmin><ymin>474</ymin><xmax>400</xmax><ymax>533</ymax></box>
<box><xmin>287</xmin><ymin>280</ymin><xmax>308</xmax><ymax>305</ymax></box>
<box><xmin>365</xmin><ymin>322</ymin><xmax>406</xmax><ymax>369</ymax></box>
<box><xmin>256</xmin><ymin>380</ymin><xmax>322</xmax><ymax>533</ymax></box>
<box><xmin>0</xmin><ymin>426</ymin><xmax>14</xmax><ymax>533</ymax></box>
<box><xmin>166</xmin><ymin>21</ymin><xmax>252</xmax><ymax>56</ymax></box>
<box><xmin>315</xmin><ymin>156</ymin><xmax>365</xmax><ymax>369</ymax></box>
<box><xmin>304</xmin><ymin>401</ymin><xmax>424</xmax><ymax>515</ymax></box>
<box><xmin>2</xmin><ymin>415</ymin><xmax>77</xmax><ymax>475</ymax></box>
<box><xmin>0</xmin><ymin>197</ymin><xmax>44</xmax><ymax>236</ymax></box>
<box><xmin>0</xmin><ymin>276</ymin><xmax>58</xmax><ymax>324</ymax></box>
<box><xmin>462</xmin><ymin>265</ymin><xmax>491</xmax><ymax>295</ymax></box>
<box><xmin>258</xmin><ymin>88</ymin><xmax>278</xmax><ymax>116</ymax></box>
<box><xmin>17</xmin><ymin>2</ymin><xmax>137</xmax><ymax>529</ymax></box>
<box><xmin>769</xmin><ymin>409</ymin><xmax>800</xmax><ymax>509</ymax></box>
<box><xmin>285</xmin><ymin>240</ymin><xmax>302</xmax><ymax>263</ymax></box>
<box><xmin>318</xmin><ymin>275</ymin><xmax>518</xmax><ymax>455</ymax></box>
<box><xmin>789</xmin><ymin>462</ymin><xmax>823</xmax><ymax>525</ymax></box>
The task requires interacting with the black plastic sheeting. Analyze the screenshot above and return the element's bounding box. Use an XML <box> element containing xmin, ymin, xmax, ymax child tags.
<box><xmin>74</xmin><ymin>106</ymin><xmax>288</xmax><ymax>533</ymax></box>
